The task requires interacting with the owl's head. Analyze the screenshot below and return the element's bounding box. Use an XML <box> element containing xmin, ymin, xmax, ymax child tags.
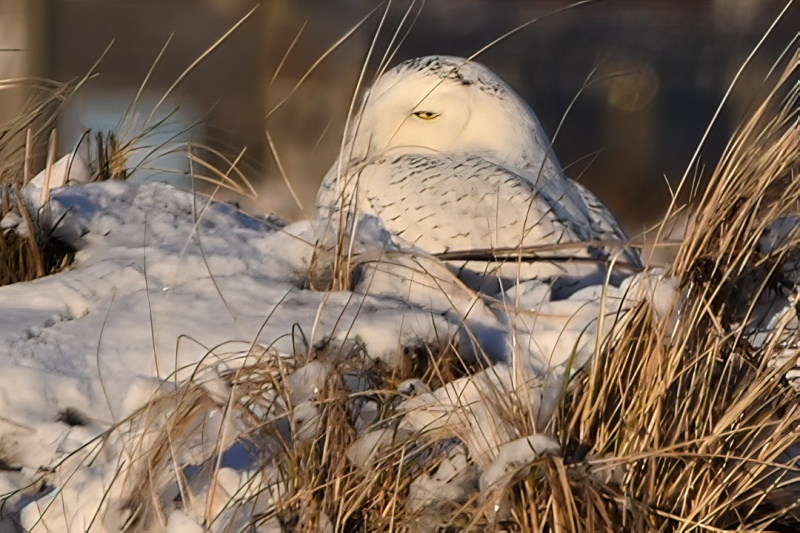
<box><xmin>343</xmin><ymin>56</ymin><xmax>555</xmax><ymax>170</ymax></box>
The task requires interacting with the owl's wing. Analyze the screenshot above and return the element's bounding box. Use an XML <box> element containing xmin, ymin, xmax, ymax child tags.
<box><xmin>517</xmin><ymin>158</ymin><xmax>642</xmax><ymax>267</ymax></box>
<box><xmin>323</xmin><ymin>153</ymin><xmax>638</xmax><ymax>290</ymax></box>
<box><xmin>571</xmin><ymin>181</ymin><xmax>642</xmax><ymax>266</ymax></box>
<box><xmin>351</xmin><ymin>154</ymin><xmax>602</xmax><ymax>256</ymax></box>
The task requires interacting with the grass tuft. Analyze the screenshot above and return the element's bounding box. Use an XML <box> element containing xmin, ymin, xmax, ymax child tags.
<box><xmin>0</xmin><ymin>79</ymin><xmax>80</xmax><ymax>286</ymax></box>
<box><xmin>536</xmin><ymin>47</ymin><xmax>800</xmax><ymax>532</ymax></box>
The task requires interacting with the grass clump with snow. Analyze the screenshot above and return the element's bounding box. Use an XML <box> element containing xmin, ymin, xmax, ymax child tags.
<box><xmin>0</xmin><ymin>79</ymin><xmax>76</xmax><ymax>286</ymax></box>
<box><xmin>0</xmin><ymin>74</ymin><xmax>138</xmax><ymax>287</ymax></box>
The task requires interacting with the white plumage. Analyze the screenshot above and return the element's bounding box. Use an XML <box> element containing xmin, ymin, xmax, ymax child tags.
<box><xmin>317</xmin><ymin>56</ymin><xmax>640</xmax><ymax>292</ymax></box>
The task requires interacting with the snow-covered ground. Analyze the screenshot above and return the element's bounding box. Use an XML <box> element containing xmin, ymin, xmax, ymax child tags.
<box><xmin>2</xmin><ymin>156</ymin><xmax>797</xmax><ymax>530</ymax></box>
<box><xmin>0</xmin><ymin>169</ymin><xmax>468</xmax><ymax>529</ymax></box>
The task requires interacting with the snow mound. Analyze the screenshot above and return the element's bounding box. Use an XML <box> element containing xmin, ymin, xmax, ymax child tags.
<box><xmin>0</xmin><ymin>175</ymin><xmax>677</xmax><ymax>530</ymax></box>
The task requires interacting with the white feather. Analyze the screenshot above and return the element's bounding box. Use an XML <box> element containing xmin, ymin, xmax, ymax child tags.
<box><xmin>318</xmin><ymin>56</ymin><xmax>640</xmax><ymax>291</ymax></box>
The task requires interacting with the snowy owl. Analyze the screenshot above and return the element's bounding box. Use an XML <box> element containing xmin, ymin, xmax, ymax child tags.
<box><xmin>317</xmin><ymin>56</ymin><xmax>641</xmax><ymax>293</ymax></box>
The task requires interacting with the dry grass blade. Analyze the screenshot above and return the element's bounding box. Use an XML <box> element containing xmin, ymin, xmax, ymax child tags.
<box><xmin>675</xmin><ymin>49</ymin><xmax>800</xmax><ymax>275</ymax></box>
<box><xmin>146</xmin><ymin>5</ymin><xmax>259</xmax><ymax>126</ymax></box>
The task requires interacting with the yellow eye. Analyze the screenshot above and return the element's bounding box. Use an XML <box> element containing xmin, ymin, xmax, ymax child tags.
<box><xmin>412</xmin><ymin>110</ymin><xmax>441</xmax><ymax>120</ymax></box>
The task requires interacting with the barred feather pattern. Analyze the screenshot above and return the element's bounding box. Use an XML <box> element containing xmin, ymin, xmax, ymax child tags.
<box><xmin>317</xmin><ymin>56</ymin><xmax>641</xmax><ymax>289</ymax></box>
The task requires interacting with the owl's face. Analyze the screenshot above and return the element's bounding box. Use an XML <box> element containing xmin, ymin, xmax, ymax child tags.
<box><xmin>344</xmin><ymin>56</ymin><xmax>553</xmax><ymax>170</ymax></box>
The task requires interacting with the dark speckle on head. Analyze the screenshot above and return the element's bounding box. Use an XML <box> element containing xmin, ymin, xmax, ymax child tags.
<box><xmin>394</xmin><ymin>56</ymin><xmax>505</xmax><ymax>98</ymax></box>
<box><xmin>57</xmin><ymin>407</ymin><xmax>89</xmax><ymax>427</ymax></box>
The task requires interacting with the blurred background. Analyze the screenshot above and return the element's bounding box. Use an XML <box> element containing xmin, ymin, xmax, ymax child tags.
<box><xmin>0</xmin><ymin>0</ymin><xmax>797</xmax><ymax>241</ymax></box>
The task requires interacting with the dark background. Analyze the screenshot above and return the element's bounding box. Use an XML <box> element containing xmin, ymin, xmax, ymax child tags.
<box><xmin>2</xmin><ymin>0</ymin><xmax>798</xmax><ymax>239</ymax></box>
